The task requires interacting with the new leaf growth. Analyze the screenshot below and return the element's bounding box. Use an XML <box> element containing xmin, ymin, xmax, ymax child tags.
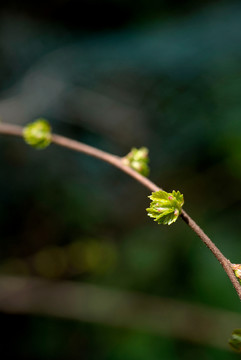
<box><xmin>146</xmin><ymin>190</ymin><xmax>184</xmax><ymax>225</ymax></box>
<box><xmin>229</xmin><ymin>329</ymin><xmax>241</xmax><ymax>352</ymax></box>
<box><xmin>23</xmin><ymin>119</ymin><xmax>52</xmax><ymax>149</ymax></box>
<box><xmin>232</xmin><ymin>264</ymin><xmax>241</xmax><ymax>284</ymax></box>
<box><xmin>122</xmin><ymin>147</ymin><xmax>149</xmax><ymax>176</ymax></box>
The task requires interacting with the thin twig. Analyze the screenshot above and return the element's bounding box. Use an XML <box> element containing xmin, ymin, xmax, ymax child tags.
<box><xmin>0</xmin><ymin>122</ymin><xmax>241</xmax><ymax>300</ymax></box>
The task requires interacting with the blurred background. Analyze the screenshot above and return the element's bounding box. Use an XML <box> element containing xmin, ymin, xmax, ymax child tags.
<box><xmin>1</xmin><ymin>0</ymin><xmax>241</xmax><ymax>358</ymax></box>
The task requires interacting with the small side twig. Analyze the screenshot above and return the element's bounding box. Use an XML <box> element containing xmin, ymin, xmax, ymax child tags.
<box><xmin>0</xmin><ymin>122</ymin><xmax>241</xmax><ymax>300</ymax></box>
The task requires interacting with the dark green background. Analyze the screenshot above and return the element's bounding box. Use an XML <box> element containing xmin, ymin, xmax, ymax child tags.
<box><xmin>1</xmin><ymin>0</ymin><xmax>241</xmax><ymax>358</ymax></box>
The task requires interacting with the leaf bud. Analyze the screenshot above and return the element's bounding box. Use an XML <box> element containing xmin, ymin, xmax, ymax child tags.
<box><xmin>122</xmin><ymin>147</ymin><xmax>149</xmax><ymax>176</ymax></box>
<box><xmin>146</xmin><ymin>190</ymin><xmax>184</xmax><ymax>225</ymax></box>
<box><xmin>229</xmin><ymin>329</ymin><xmax>241</xmax><ymax>352</ymax></box>
<box><xmin>23</xmin><ymin>119</ymin><xmax>51</xmax><ymax>149</ymax></box>
<box><xmin>231</xmin><ymin>264</ymin><xmax>241</xmax><ymax>282</ymax></box>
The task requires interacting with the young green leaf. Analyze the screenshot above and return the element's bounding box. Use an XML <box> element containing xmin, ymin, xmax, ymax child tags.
<box><xmin>229</xmin><ymin>329</ymin><xmax>241</xmax><ymax>352</ymax></box>
<box><xmin>231</xmin><ymin>264</ymin><xmax>241</xmax><ymax>283</ymax></box>
<box><xmin>23</xmin><ymin>119</ymin><xmax>51</xmax><ymax>149</ymax></box>
<box><xmin>146</xmin><ymin>190</ymin><xmax>184</xmax><ymax>225</ymax></box>
<box><xmin>122</xmin><ymin>147</ymin><xmax>149</xmax><ymax>176</ymax></box>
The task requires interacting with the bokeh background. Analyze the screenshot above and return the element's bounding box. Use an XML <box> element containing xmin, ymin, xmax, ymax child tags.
<box><xmin>1</xmin><ymin>0</ymin><xmax>241</xmax><ymax>358</ymax></box>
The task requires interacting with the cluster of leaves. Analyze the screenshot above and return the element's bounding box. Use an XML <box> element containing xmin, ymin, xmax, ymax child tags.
<box><xmin>231</xmin><ymin>264</ymin><xmax>241</xmax><ymax>284</ymax></box>
<box><xmin>23</xmin><ymin>119</ymin><xmax>52</xmax><ymax>149</ymax></box>
<box><xmin>146</xmin><ymin>190</ymin><xmax>184</xmax><ymax>225</ymax></box>
<box><xmin>122</xmin><ymin>147</ymin><xmax>150</xmax><ymax>177</ymax></box>
<box><xmin>229</xmin><ymin>329</ymin><xmax>241</xmax><ymax>352</ymax></box>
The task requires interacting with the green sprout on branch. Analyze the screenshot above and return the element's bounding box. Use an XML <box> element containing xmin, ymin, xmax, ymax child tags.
<box><xmin>122</xmin><ymin>147</ymin><xmax>149</xmax><ymax>176</ymax></box>
<box><xmin>229</xmin><ymin>329</ymin><xmax>241</xmax><ymax>352</ymax></box>
<box><xmin>146</xmin><ymin>190</ymin><xmax>184</xmax><ymax>225</ymax></box>
<box><xmin>232</xmin><ymin>264</ymin><xmax>241</xmax><ymax>284</ymax></box>
<box><xmin>23</xmin><ymin>119</ymin><xmax>52</xmax><ymax>149</ymax></box>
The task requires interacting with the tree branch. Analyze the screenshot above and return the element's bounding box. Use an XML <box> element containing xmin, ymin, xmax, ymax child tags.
<box><xmin>0</xmin><ymin>122</ymin><xmax>241</xmax><ymax>300</ymax></box>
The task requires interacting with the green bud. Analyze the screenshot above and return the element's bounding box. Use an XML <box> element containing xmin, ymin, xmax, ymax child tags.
<box><xmin>231</xmin><ymin>264</ymin><xmax>241</xmax><ymax>283</ymax></box>
<box><xmin>122</xmin><ymin>147</ymin><xmax>149</xmax><ymax>176</ymax></box>
<box><xmin>229</xmin><ymin>329</ymin><xmax>241</xmax><ymax>352</ymax></box>
<box><xmin>23</xmin><ymin>119</ymin><xmax>51</xmax><ymax>149</ymax></box>
<box><xmin>146</xmin><ymin>190</ymin><xmax>184</xmax><ymax>225</ymax></box>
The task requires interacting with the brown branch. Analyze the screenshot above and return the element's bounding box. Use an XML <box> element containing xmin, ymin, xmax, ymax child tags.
<box><xmin>180</xmin><ymin>211</ymin><xmax>241</xmax><ymax>299</ymax></box>
<box><xmin>0</xmin><ymin>122</ymin><xmax>241</xmax><ymax>300</ymax></box>
<box><xmin>51</xmin><ymin>133</ymin><xmax>161</xmax><ymax>193</ymax></box>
